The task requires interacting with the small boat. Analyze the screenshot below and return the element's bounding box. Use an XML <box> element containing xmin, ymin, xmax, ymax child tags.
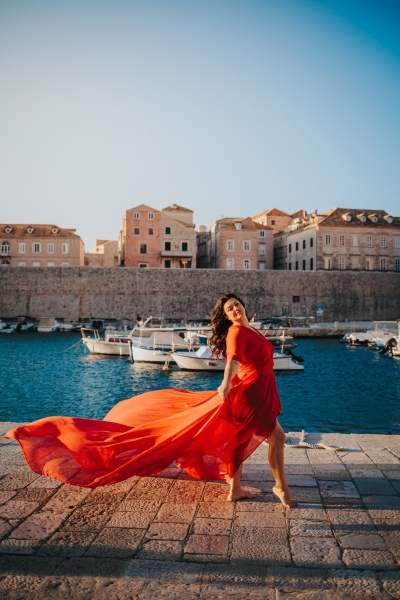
<box><xmin>170</xmin><ymin>345</ymin><xmax>304</xmax><ymax>371</ymax></box>
<box><xmin>379</xmin><ymin>321</ymin><xmax>400</xmax><ymax>358</ymax></box>
<box><xmin>37</xmin><ymin>317</ymin><xmax>60</xmax><ymax>333</ymax></box>
<box><xmin>341</xmin><ymin>321</ymin><xmax>398</xmax><ymax>347</ymax></box>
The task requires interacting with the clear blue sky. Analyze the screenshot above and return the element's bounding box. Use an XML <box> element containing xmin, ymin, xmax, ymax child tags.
<box><xmin>1</xmin><ymin>0</ymin><xmax>399</xmax><ymax>249</ymax></box>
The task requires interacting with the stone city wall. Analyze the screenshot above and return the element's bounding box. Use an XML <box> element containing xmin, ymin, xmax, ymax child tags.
<box><xmin>0</xmin><ymin>267</ymin><xmax>399</xmax><ymax>322</ymax></box>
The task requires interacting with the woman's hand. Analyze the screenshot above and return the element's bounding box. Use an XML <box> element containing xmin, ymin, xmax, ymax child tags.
<box><xmin>218</xmin><ymin>381</ymin><xmax>230</xmax><ymax>401</ymax></box>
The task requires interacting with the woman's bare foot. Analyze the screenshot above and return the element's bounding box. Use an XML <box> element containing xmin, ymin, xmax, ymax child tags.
<box><xmin>272</xmin><ymin>485</ymin><xmax>294</xmax><ymax>509</ymax></box>
<box><xmin>227</xmin><ymin>486</ymin><xmax>259</xmax><ymax>502</ymax></box>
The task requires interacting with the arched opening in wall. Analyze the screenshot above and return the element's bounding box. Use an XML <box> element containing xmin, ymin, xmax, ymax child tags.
<box><xmin>1</xmin><ymin>260</ymin><xmax>11</xmax><ymax>266</ymax></box>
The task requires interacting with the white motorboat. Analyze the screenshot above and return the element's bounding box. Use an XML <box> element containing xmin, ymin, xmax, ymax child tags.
<box><xmin>341</xmin><ymin>321</ymin><xmax>398</xmax><ymax>346</ymax></box>
<box><xmin>170</xmin><ymin>345</ymin><xmax>304</xmax><ymax>371</ymax></box>
<box><xmin>37</xmin><ymin>317</ymin><xmax>60</xmax><ymax>333</ymax></box>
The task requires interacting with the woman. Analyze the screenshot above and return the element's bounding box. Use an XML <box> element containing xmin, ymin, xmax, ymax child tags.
<box><xmin>210</xmin><ymin>293</ymin><xmax>292</xmax><ymax>507</ymax></box>
<box><xmin>5</xmin><ymin>294</ymin><xmax>292</xmax><ymax>508</ymax></box>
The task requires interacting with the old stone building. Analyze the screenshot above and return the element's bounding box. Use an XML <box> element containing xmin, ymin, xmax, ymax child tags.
<box><xmin>273</xmin><ymin>207</ymin><xmax>400</xmax><ymax>271</ymax></box>
<box><xmin>199</xmin><ymin>217</ymin><xmax>273</xmax><ymax>270</ymax></box>
<box><xmin>85</xmin><ymin>240</ymin><xmax>119</xmax><ymax>267</ymax></box>
<box><xmin>252</xmin><ymin>208</ymin><xmax>294</xmax><ymax>234</ymax></box>
<box><xmin>119</xmin><ymin>203</ymin><xmax>197</xmax><ymax>268</ymax></box>
<box><xmin>0</xmin><ymin>224</ymin><xmax>84</xmax><ymax>267</ymax></box>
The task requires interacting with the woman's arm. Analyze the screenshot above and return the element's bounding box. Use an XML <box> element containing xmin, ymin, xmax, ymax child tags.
<box><xmin>217</xmin><ymin>359</ymin><xmax>240</xmax><ymax>401</ymax></box>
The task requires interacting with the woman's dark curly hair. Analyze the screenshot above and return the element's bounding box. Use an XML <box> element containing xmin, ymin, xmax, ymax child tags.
<box><xmin>209</xmin><ymin>293</ymin><xmax>247</xmax><ymax>359</ymax></box>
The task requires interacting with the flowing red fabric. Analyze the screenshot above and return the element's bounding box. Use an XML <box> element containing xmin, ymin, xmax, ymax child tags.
<box><xmin>5</xmin><ymin>327</ymin><xmax>281</xmax><ymax>487</ymax></box>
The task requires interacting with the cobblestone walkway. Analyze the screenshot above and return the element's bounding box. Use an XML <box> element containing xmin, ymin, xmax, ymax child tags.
<box><xmin>0</xmin><ymin>423</ymin><xmax>399</xmax><ymax>599</ymax></box>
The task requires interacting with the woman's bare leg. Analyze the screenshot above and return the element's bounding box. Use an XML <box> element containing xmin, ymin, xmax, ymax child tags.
<box><xmin>267</xmin><ymin>421</ymin><xmax>293</xmax><ymax>509</ymax></box>
<box><xmin>227</xmin><ymin>463</ymin><xmax>259</xmax><ymax>502</ymax></box>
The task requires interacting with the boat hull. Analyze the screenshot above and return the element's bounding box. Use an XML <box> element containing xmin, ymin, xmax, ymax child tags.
<box><xmin>170</xmin><ymin>352</ymin><xmax>304</xmax><ymax>371</ymax></box>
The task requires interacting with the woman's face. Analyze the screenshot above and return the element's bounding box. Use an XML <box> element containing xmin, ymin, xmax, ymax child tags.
<box><xmin>223</xmin><ymin>298</ymin><xmax>246</xmax><ymax>324</ymax></box>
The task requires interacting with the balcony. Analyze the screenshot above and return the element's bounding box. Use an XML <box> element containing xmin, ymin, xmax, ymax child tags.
<box><xmin>1</xmin><ymin>248</ymin><xmax>11</xmax><ymax>256</ymax></box>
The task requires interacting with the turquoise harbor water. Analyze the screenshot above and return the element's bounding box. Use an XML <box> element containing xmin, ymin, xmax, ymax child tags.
<box><xmin>0</xmin><ymin>332</ymin><xmax>399</xmax><ymax>434</ymax></box>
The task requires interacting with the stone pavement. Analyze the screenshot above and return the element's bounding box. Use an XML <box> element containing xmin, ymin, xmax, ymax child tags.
<box><xmin>0</xmin><ymin>423</ymin><xmax>399</xmax><ymax>600</ymax></box>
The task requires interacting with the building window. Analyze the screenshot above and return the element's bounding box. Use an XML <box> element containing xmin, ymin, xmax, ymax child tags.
<box><xmin>310</xmin><ymin>238</ymin><xmax>314</xmax><ymax>248</ymax></box>
<box><xmin>164</xmin><ymin>260</ymin><xmax>171</xmax><ymax>268</ymax></box>
<box><xmin>339</xmin><ymin>257</ymin><xmax>346</xmax><ymax>269</ymax></box>
<box><xmin>182</xmin><ymin>242</ymin><xmax>188</xmax><ymax>251</ymax></box>
<box><xmin>18</xmin><ymin>261</ymin><xmax>26</xmax><ymax>267</ymax></box>
<box><xmin>19</xmin><ymin>243</ymin><xmax>25</xmax><ymax>254</ymax></box>
<box><xmin>295</xmin><ymin>242</ymin><xmax>299</xmax><ymax>251</ymax></box>
<box><xmin>140</xmin><ymin>244</ymin><xmax>147</xmax><ymax>254</ymax></box>
<box><xmin>139</xmin><ymin>263</ymin><xmax>148</xmax><ymax>268</ymax></box>
<box><xmin>339</xmin><ymin>235</ymin><xmax>345</xmax><ymax>246</ymax></box>
<box><xmin>165</xmin><ymin>227</ymin><xmax>171</xmax><ymax>235</ymax></box>
<box><xmin>47</xmin><ymin>262</ymin><xmax>54</xmax><ymax>266</ymax></box>
<box><xmin>325</xmin><ymin>235</ymin><xmax>331</xmax><ymax>245</ymax></box>
<box><xmin>259</xmin><ymin>245</ymin><xmax>265</xmax><ymax>255</ymax></box>
<box><xmin>352</xmin><ymin>235</ymin><xmax>358</xmax><ymax>247</ymax></box>
<box><xmin>148</xmin><ymin>213</ymin><xmax>154</xmax><ymax>220</ymax></box>
<box><xmin>302</xmin><ymin>259</ymin><xmax>306</xmax><ymax>270</ymax></box>
<box><xmin>395</xmin><ymin>258</ymin><xmax>400</xmax><ymax>271</ymax></box>
<box><xmin>33</xmin><ymin>261</ymin><xmax>41</xmax><ymax>267</ymax></box>
<box><xmin>288</xmin><ymin>263</ymin><xmax>292</xmax><ymax>270</ymax></box>
<box><xmin>243</xmin><ymin>240</ymin><xmax>250</xmax><ymax>252</ymax></box>
<box><xmin>48</xmin><ymin>243</ymin><xmax>54</xmax><ymax>253</ymax></box>
<box><xmin>310</xmin><ymin>258</ymin><xmax>314</xmax><ymax>270</ymax></box>
<box><xmin>380</xmin><ymin>236</ymin><xmax>387</xmax><ymax>248</ymax></box>
<box><xmin>259</xmin><ymin>230</ymin><xmax>265</xmax><ymax>238</ymax></box>
<box><xmin>288</xmin><ymin>244</ymin><xmax>292</xmax><ymax>253</ymax></box>
<box><xmin>134</xmin><ymin>228</ymin><xmax>140</xmax><ymax>235</ymax></box>
<box><xmin>366</xmin><ymin>258</ymin><xmax>373</xmax><ymax>270</ymax></box>
<box><xmin>32</xmin><ymin>243</ymin><xmax>42</xmax><ymax>253</ymax></box>
<box><xmin>227</xmin><ymin>239</ymin><xmax>234</xmax><ymax>251</ymax></box>
<box><xmin>62</xmin><ymin>243</ymin><xmax>69</xmax><ymax>254</ymax></box>
<box><xmin>395</xmin><ymin>237</ymin><xmax>400</xmax><ymax>248</ymax></box>
<box><xmin>148</xmin><ymin>228</ymin><xmax>153</xmax><ymax>235</ymax></box>
<box><xmin>302</xmin><ymin>240</ymin><xmax>306</xmax><ymax>249</ymax></box>
<box><xmin>243</xmin><ymin>259</ymin><xmax>250</xmax><ymax>269</ymax></box>
<box><xmin>366</xmin><ymin>236</ymin><xmax>373</xmax><ymax>247</ymax></box>
<box><xmin>1</xmin><ymin>241</ymin><xmax>11</xmax><ymax>256</ymax></box>
<box><xmin>133</xmin><ymin>213</ymin><xmax>140</xmax><ymax>220</ymax></box>
<box><xmin>325</xmin><ymin>257</ymin><xmax>332</xmax><ymax>270</ymax></box>
<box><xmin>271</xmin><ymin>219</ymin><xmax>276</xmax><ymax>225</ymax></box>
<box><xmin>235</xmin><ymin>222</ymin><xmax>242</xmax><ymax>230</ymax></box>
<box><xmin>258</xmin><ymin>262</ymin><xmax>265</xmax><ymax>270</ymax></box>
<box><xmin>380</xmin><ymin>258</ymin><xmax>387</xmax><ymax>271</ymax></box>
<box><xmin>61</xmin><ymin>262</ymin><xmax>69</xmax><ymax>267</ymax></box>
<box><xmin>227</xmin><ymin>258</ymin><xmax>234</xmax><ymax>269</ymax></box>
<box><xmin>295</xmin><ymin>261</ymin><xmax>299</xmax><ymax>270</ymax></box>
<box><xmin>165</xmin><ymin>241</ymin><xmax>171</xmax><ymax>251</ymax></box>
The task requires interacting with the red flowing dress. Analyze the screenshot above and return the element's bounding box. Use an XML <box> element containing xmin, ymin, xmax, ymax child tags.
<box><xmin>5</xmin><ymin>326</ymin><xmax>281</xmax><ymax>487</ymax></box>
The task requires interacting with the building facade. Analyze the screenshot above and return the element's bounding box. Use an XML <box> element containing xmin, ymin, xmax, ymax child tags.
<box><xmin>0</xmin><ymin>224</ymin><xmax>84</xmax><ymax>267</ymax></box>
<box><xmin>119</xmin><ymin>203</ymin><xmax>197</xmax><ymax>268</ymax></box>
<box><xmin>202</xmin><ymin>217</ymin><xmax>273</xmax><ymax>270</ymax></box>
<box><xmin>85</xmin><ymin>240</ymin><xmax>119</xmax><ymax>267</ymax></box>
<box><xmin>252</xmin><ymin>208</ymin><xmax>294</xmax><ymax>235</ymax></box>
<box><xmin>273</xmin><ymin>208</ymin><xmax>400</xmax><ymax>271</ymax></box>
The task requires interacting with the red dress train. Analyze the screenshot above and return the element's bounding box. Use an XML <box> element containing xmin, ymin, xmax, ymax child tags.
<box><xmin>5</xmin><ymin>326</ymin><xmax>281</xmax><ymax>487</ymax></box>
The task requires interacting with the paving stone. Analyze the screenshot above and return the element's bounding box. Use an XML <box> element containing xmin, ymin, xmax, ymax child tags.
<box><xmin>124</xmin><ymin>558</ymin><xmax>203</xmax><ymax>583</ymax></box>
<box><xmin>322</xmin><ymin>496</ymin><xmax>363</xmax><ymax>510</ymax></box>
<box><xmin>318</xmin><ymin>480</ymin><xmax>360</xmax><ymax>498</ymax></box>
<box><xmin>290</xmin><ymin>488</ymin><xmax>323</xmax><ymax>503</ymax></box>
<box><xmin>40</xmin><ymin>576</ymin><xmax>99</xmax><ymax>600</ymax></box>
<box><xmin>56</xmin><ymin>557</ymin><xmax>128</xmax><ymax>577</ymax></box>
<box><xmin>307</xmin><ymin>450</ymin><xmax>342</xmax><ymax>464</ymax></box>
<box><xmin>235</xmin><ymin>495</ymin><xmax>284</xmax><ymax>513</ymax></box>
<box><xmin>0</xmin><ymin>518</ymin><xmax>13</xmax><ymax>540</ymax></box>
<box><xmin>391</xmin><ymin>481</ymin><xmax>400</xmax><ymax>493</ymax></box>
<box><xmin>266</xmin><ymin>566</ymin><xmax>332</xmax><ymax>592</ymax></box>
<box><xmin>231</xmin><ymin>527</ymin><xmax>290</xmax><ymax>566</ymax></box>
<box><xmin>37</xmin><ymin>529</ymin><xmax>98</xmax><ymax>557</ymax></box>
<box><xmin>41</xmin><ymin>485</ymin><xmax>91</xmax><ymax>512</ymax></box>
<box><xmin>286</xmin><ymin>475</ymin><xmax>317</xmax><ymax>487</ymax></box>
<box><xmin>184</xmin><ymin>534</ymin><xmax>229</xmax><ymax>556</ymax></box>
<box><xmin>157</xmin><ymin>467</ymin><xmax>181</xmax><ymax>479</ymax></box>
<box><xmin>118</xmin><ymin>498</ymin><xmax>162</xmax><ymax>512</ymax></box>
<box><xmin>202</xmin><ymin>482</ymin><xmax>230</xmax><ymax>501</ymax></box>
<box><xmin>155</xmin><ymin>502</ymin><xmax>197</xmax><ymax>523</ymax></box>
<box><xmin>0</xmin><ymin>491</ymin><xmax>16</xmax><ymax>505</ymax></box>
<box><xmin>338</xmin><ymin>450</ymin><xmax>373</xmax><ymax>465</ymax></box>
<box><xmin>284</xmin><ymin>465</ymin><xmax>315</xmax><ymax>476</ymax></box>
<box><xmin>167</xmin><ymin>480</ymin><xmax>204</xmax><ymax>502</ymax></box>
<box><xmin>289</xmin><ymin>521</ymin><xmax>333</xmax><ymax>538</ymax></box>
<box><xmin>28</xmin><ymin>475</ymin><xmax>63</xmax><ymax>489</ymax></box>
<box><xmin>140</xmin><ymin>581</ymin><xmax>202</xmax><ymax>599</ymax></box>
<box><xmin>83</xmin><ymin>491</ymin><xmax>126</xmax><ymax>506</ymax></box>
<box><xmin>203</xmin><ymin>562</ymin><xmax>271</xmax><ymax>590</ymax></box>
<box><xmin>145</xmin><ymin>522</ymin><xmax>189</xmax><ymax>541</ymax></box>
<box><xmin>183</xmin><ymin>553</ymin><xmax>230</xmax><ymax>563</ymax></box>
<box><xmin>62</xmin><ymin>504</ymin><xmax>114</xmax><ymax>531</ymax></box>
<box><xmin>287</xmin><ymin>504</ymin><xmax>328</xmax><ymax>522</ymax></box>
<box><xmin>0</xmin><ymin>469</ymin><xmax>40</xmax><ymax>490</ymax></box>
<box><xmin>378</xmin><ymin>571</ymin><xmax>400</xmax><ymax>599</ymax></box>
<box><xmin>0</xmin><ymin>574</ymin><xmax>47</xmax><ymax>599</ymax></box>
<box><xmin>377</xmin><ymin>465</ymin><xmax>400</xmax><ymax>481</ymax></box>
<box><xmin>126</xmin><ymin>477</ymin><xmax>172</xmax><ymax>500</ymax></box>
<box><xmin>363</xmin><ymin>494</ymin><xmax>400</xmax><ymax>510</ymax></box>
<box><xmin>379</xmin><ymin>530</ymin><xmax>400</xmax><ymax>556</ymax></box>
<box><xmin>13</xmin><ymin>488</ymin><xmax>56</xmax><ymax>503</ymax></box>
<box><xmin>337</xmin><ymin>533</ymin><xmax>387</xmax><ymax>550</ymax></box>
<box><xmin>367</xmin><ymin>510</ymin><xmax>400</xmax><ymax>527</ymax></box>
<box><xmin>0</xmin><ymin>555</ymin><xmax>65</xmax><ymax>576</ymax></box>
<box><xmin>291</xmin><ymin>538</ymin><xmax>342</xmax><ymax>568</ymax></box>
<box><xmin>342</xmin><ymin>549</ymin><xmax>398</xmax><ymax>570</ymax></box>
<box><xmin>0</xmin><ymin>500</ymin><xmax>40</xmax><ymax>520</ymax></box>
<box><xmin>85</xmin><ymin>527</ymin><xmax>145</xmax><ymax>558</ymax></box>
<box><xmin>137</xmin><ymin>539</ymin><xmax>183</xmax><ymax>561</ymax></box>
<box><xmin>10</xmin><ymin>511</ymin><xmax>69</xmax><ymax>540</ymax></box>
<box><xmin>353</xmin><ymin>477</ymin><xmax>397</xmax><ymax>496</ymax></box>
<box><xmin>92</xmin><ymin>576</ymin><xmax>145</xmax><ymax>600</ymax></box>
<box><xmin>0</xmin><ymin>538</ymin><xmax>41</xmax><ymax>555</ymax></box>
<box><xmin>234</xmin><ymin>511</ymin><xmax>286</xmax><ymax>529</ymax></box>
<box><xmin>331</xmin><ymin>568</ymin><xmax>383</xmax><ymax>597</ymax></box>
<box><xmin>106</xmin><ymin>511</ymin><xmax>155</xmax><ymax>529</ymax></box>
<box><xmin>192</xmin><ymin>517</ymin><xmax>232</xmax><ymax>535</ymax></box>
<box><xmin>196</xmin><ymin>501</ymin><xmax>234</xmax><ymax>519</ymax></box>
<box><xmin>101</xmin><ymin>475</ymin><xmax>140</xmax><ymax>493</ymax></box>
<box><xmin>328</xmin><ymin>508</ymin><xmax>375</xmax><ymax>530</ymax></box>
